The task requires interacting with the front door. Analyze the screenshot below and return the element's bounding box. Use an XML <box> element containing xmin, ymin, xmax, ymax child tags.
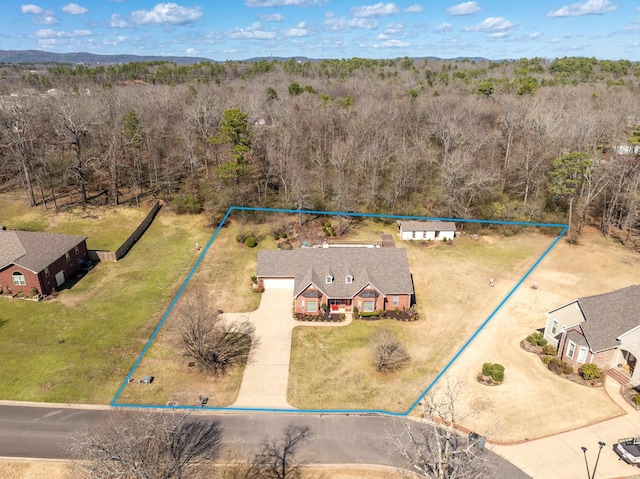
<box><xmin>55</xmin><ymin>270</ymin><xmax>65</xmax><ymax>287</ymax></box>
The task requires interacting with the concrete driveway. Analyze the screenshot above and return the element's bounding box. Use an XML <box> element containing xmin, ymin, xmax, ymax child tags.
<box><xmin>225</xmin><ymin>289</ymin><xmax>352</xmax><ymax>409</ymax></box>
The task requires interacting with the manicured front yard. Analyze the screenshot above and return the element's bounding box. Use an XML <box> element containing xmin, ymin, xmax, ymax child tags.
<box><xmin>287</xmin><ymin>227</ymin><xmax>554</xmax><ymax>412</ymax></box>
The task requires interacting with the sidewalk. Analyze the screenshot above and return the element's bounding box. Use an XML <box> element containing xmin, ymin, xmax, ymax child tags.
<box><xmin>489</xmin><ymin>377</ymin><xmax>640</xmax><ymax>479</ymax></box>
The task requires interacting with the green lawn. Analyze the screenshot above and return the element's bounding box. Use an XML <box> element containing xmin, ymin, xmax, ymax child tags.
<box><xmin>0</xmin><ymin>205</ymin><xmax>210</xmax><ymax>403</ymax></box>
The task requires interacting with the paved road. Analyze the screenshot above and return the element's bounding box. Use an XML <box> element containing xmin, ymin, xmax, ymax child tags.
<box><xmin>0</xmin><ymin>404</ymin><xmax>528</xmax><ymax>478</ymax></box>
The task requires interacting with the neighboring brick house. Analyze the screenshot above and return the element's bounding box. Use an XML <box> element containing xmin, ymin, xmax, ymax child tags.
<box><xmin>399</xmin><ymin>221</ymin><xmax>456</xmax><ymax>241</ymax></box>
<box><xmin>256</xmin><ymin>247</ymin><xmax>414</xmax><ymax>314</ymax></box>
<box><xmin>0</xmin><ymin>230</ymin><xmax>89</xmax><ymax>296</ymax></box>
<box><xmin>543</xmin><ymin>285</ymin><xmax>640</xmax><ymax>385</ymax></box>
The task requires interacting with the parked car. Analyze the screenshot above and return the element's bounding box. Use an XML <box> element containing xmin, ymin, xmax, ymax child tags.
<box><xmin>614</xmin><ymin>436</ymin><xmax>640</xmax><ymax>465</ymax></box>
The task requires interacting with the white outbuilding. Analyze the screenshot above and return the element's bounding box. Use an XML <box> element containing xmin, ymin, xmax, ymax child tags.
<box><xmin>399</xmin><ymin>220</ymin><xmax>456</xmax><ymax>241</ymax></box>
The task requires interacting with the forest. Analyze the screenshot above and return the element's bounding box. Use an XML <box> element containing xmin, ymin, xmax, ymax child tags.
<box><xmin>1</xmin><ymin>56</ymin><xmax>639</xmax><ymax>241</ymax></box>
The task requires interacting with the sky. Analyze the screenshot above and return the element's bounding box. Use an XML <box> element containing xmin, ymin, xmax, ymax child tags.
<box><xmin>1</xmin><ymin>0</ymin><xmax>639</xmax><ymax>61</ymax></box>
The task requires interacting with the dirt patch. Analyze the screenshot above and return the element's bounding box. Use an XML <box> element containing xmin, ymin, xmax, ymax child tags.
<box><xmin>438</xmin><ymin>226</ymin><xmax>634</xmax><ymax>442</ymax></box>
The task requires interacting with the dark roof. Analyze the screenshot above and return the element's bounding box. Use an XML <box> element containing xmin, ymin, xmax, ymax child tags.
<box><xmin>576</xmin><ymin>285</ymin><xmax>640</xmax><ymax>352</ymax></box>
<box><xmin>400</xmin><ymin>220</ymin><xmax>456</xmax><ymax>232</ymax></box>
<box><xmin>256</xmin><ymin>247</ymin><xmax>414</xmax><ymax>299</ymax></box>
<box><xmin>0</xmin><ymin>230</ymin><xmax>87</xmax><ymax>273</ymax></box>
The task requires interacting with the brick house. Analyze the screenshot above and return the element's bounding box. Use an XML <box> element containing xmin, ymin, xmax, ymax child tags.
<box><xmin>543</xmin><ymin>285</ymin><xmax>640</xmax><ymax>385</ymax></box>
<box><xmin>399</xmin><ymin>220</ymin><xmax>456</xmax><ymax>241</ymax></box>
<box><xmin>0</xmin><ymin>230</ymin><xmax>89</xmax><ymax>296</ymax></box>
<box><xmin>256</xmin><ymin>247</ymin><xmax>414</xmax><ymax>315</ymax></box>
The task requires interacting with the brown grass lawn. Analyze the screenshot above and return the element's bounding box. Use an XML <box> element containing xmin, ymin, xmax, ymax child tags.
<box><xmin>288</xmin><ymin>225</ymin><xmax>556</xmax><ymax>412</ymax></box>
<box><xmin>115</xmin><ymin>218</ymin><xmax>276</xmax><ymax>407</ymax></box>
<box><xmin>440</xmin><ymin>225</ymin><xmax>638</xmax><ymax>442</ymax></box>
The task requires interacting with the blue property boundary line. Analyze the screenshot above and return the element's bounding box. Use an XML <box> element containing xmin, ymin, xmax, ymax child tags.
<box><xmin>112</xmin><ymin>206</ymin><xmax>568</xmax><ymax>415</ymax></box>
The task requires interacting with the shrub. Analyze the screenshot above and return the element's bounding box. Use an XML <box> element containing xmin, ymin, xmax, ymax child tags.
<box><xmin>543</xmin><ymin>356</ymin><xmax>552</xmax><ymax>365</ymax></box>
<box><xmin>542</xmin><ymin>344</ymin><xmax>557</xmax><ymax>356</ymax></box>
<box><xmin>250</xmin><ymin>275</ymin><xmax>257</xmax><ymax>284</ymax></box>
<box><xmin>579</xmin><ymin>363</ymin><xmax>602</xmax><ymax>380</ymax></box>
<box><xmin>360</xmin><ymin>311</ymin><xmax>380</xmax><ymax>318</ymax></box>
<box><xmin>244</xmin><ymin>236</ymin><xmax>256</xmax><ymax>248</ymax></box>
<box><xmin>321</xmin><ymin>303</ymin><xmax>328</xmax><ymax>312</ymax></box>
<box><xmin>280</xmin><ymin>232</ymin><xmax>287</xmax><ymax>239</ymax></box>
<box><xmin>273</xmin><ymin>232</ymin><xmax>280</xmax><ymax>240</ymax></box>
<box><xmin>324</xmin><ymin>220</ymin><xmax>332</xmax><ymax>228</ymax></box>
<box><xmin>371</xmin><ymin>328</ymin><xmax>410</xmax><ymax>372</ymax></box>
<box><xmin>548</xmin><ymin>357</ymin><xmax>573</xmax><ymax>375</ymax></box>
<box><xmin>635</xmin><ymin>394</ymin><xmax>640</xmax><ymax>407</ymax></box>
<box><xmin>235</xmin><ymin>233</ymin><xmax>246</xmax><ymax>243</ymax></box>
<box><xmin>353</xmin><ymin>306</ymin><xmax>359</xmax><ymax>319</ymax></box>
<box><xmin>526</xmin><ymin>331</ymin><xmax>548</xmax><ymax>347</ymax></box>
<box><xmin>481</xmin><ymin>363</ymin><xmax>505</xmax><ymax>383</ymax></box>
<box><xmin>30</xmin><ymin>287</ymin><xmax>39</xmax><ymax>296</ymax></box>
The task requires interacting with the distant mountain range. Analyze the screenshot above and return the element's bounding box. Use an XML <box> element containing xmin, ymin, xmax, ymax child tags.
<box><xmin>0</xmin><ymin>49</ymin><xmax>493</xmax><ymax>65</ymax></box>
<box><xmin>0</xmin><ymin>50</ymin><xmax>214</xmax><ymax>65</ymax></box>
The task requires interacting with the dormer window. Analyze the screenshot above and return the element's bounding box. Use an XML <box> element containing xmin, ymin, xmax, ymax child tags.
<box><xmin>325</xmin><ymin>274</ymin><xmax>333</xmax><ymax>284</ymax></box>
<box><xmin>346</xmin><ymin>274</ymin><xmax>353</xmax><ymax>284</ymax></box>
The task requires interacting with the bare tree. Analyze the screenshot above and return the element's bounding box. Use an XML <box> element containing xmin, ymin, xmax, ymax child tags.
<box><xmin>390</xmin><ymin>379</ymin><xmax>491</xmax><ymax>479</ymax></box>
<box><xmin>70</xmin><ymin>410</ymin><xmax>223</xmax><ymax>479</ymax></box>
<box><xmin>179</xmin><ymin>291</ymin><xmax>257</xmax><ymax>376</ymax></box>
<box><xmin>371</xmin><ymin>328</ymin><xmax>410</xmax><ymax>372</ymax></box>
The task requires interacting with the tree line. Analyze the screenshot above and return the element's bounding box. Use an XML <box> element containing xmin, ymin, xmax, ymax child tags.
<box><xmin>1</xmin><ymin>56</ymin><xmax>639</xmax><ymax>241</ymax></box>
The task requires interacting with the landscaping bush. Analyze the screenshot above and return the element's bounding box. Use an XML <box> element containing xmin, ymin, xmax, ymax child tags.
<box><xmin>359</xmin><ymin>311</ymin><xmax>380</xmax><ymax>318</ymax></box>
<box><xmin>481</xmin><ymin>363</ymin><xmax>505</xmax><ymax>383</ymax></box>
<box><xmin>244</xmin><ymin>236</ymin><xmax>256</xmax><ymax>248</ymax></box>
<box><xmin>579</xmin><ymin>363</ymin><xmax>602</xmax><ymax>380</ymax></box>
<box><xmin>635</xmin><ymin>393</ymin><xmax>640</xmax><ymax>407</ymax></box>
<box><xmin>235</xmin><ymin>233</ymin><xmax>246</xmax><ymax>243</ymax></box>
<box><xmin>273</xmin><ymin>232</ymin><xmax>279</xmax><ymax>240</ymax></box>
<box><xmin>542</xmin><ymin>344</ymin><xmax>557</xmax><ymax>356</ymax></box>
<box><xmin>352</xmin><ymin>306</ymin><xmax>359</xmax><ymax>319</ymax></box>
<box><xmin>548</xmin><ymin>357</ymin><xmax>573</xmax><ymax>375</ymax></box>
<box><xmin>542</xmin><ymin>356</ymin><xmax>552</xmax><ymax>365</ymax></box>
<box><xmin>526</xmin><ymin>331</ymin><xmax>548</xmax><ymax>347</ymax></box>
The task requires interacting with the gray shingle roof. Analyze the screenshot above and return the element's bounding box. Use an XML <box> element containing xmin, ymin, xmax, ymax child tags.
<box><xmin>400</xmin><ymin>220</ymin><xmax>456</xmax><ymax>232</ymax></box>
<box><xmin>257</xmin><ymin>247</ymin><xmax>414</xmax><ymax>298</ymax></box>
<box><xmin>0</xmin><ymin>230</ymin><xmax>87</xmax><ymax>273</ymax></box>
<box><xmin>577</xmin><ymin>285</ymin><xmax>640</xmax><ymax>352</ymax></box>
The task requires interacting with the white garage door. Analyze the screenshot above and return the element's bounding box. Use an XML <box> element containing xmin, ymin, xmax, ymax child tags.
<box><xmin>262</xmin><ymin>278</ymin><xmax>295</xmax><ymax>289</ymax></box>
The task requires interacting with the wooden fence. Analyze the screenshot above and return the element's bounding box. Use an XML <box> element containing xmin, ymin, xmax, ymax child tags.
<box><xmin>88</xmin><ymin>200</ymin><xmax>162</xmax><ymax>263</ymax></box>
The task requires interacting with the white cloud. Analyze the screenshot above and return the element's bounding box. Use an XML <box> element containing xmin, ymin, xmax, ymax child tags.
<box><xmin>446</xmin><ymin>1</ymin><xmax>480</xmax><ymax>15</ymax></box>
<box><xmin>34</xmin><ymin>28</ymin><xmax>92</xmax><ymax>38</ymax></box>
<box><xmin>39</xmin><ymin>15</ymin><xmax>57</xmax><ymax>25</ymax></box>
<box><xmin>110</xmin><ymin>13</ymin><xmax>128</xmax><ymax>27</ymax></box>
<box><xmin>464</xmin><ymin>16</ymin><xmax>514</xmax><ymax>34</ymax></box>
<box><xmin>21</xmin><ymin>4</ymin><xmax>57</xmax><ymax>24</ymax></box>
<box><xmin>350</xmin><ymin>2</ymin><xmax>400</xmax><ymax>18</ymax></box>
<box><xmin>623</xmin><ymin>20</ymin><xmax>640</xmax><ymax>30</ymax></box>
<box><xmin>245</xmin><ymin>0</ymin><xmax>327</xmax><ymax>6</ymax></box>
<box><xmin>130</xmin><ymin>3</ymin><xmax>203</xmax><ymax>26</ymax></box>
<box><xmin>529</xmin><ymin>31</ymin><xmax>541</xmax><ymax>39</ymax></box>
<box><xmin>487</xmin><ymin>30</ymin><xmax>509</xmax><ymax>38</ymax></box>
<box><xmin>547</xmin><ymin>0</ymin><xmax>616</xmax><ymax>17</ymax></box>
<box><xmin>384</xmin><ymin>21</ymin><xmax>404</xmax><ymax>34</ymax></box>
<box><xmin>373</xmin><ymin>39</ymin><xmax>410</xmax><ymax>48</ymax></box>
<box><xmin>185</xmin><ymin>48</ymin><xmax>196</xmax><ymax>54</ymax></box>
<box><xmin>403</xmin><ymin>4</ymin><xmax>423</xmax><ymax>13</ymax></box>
<box><xmin>376</xmin><ymin>33</ymin><xmax>389</xmax><ymax>39</ymax></box>
<box><xmin>324</xmin><ymin>12</ymin><xmax>378</xmax><ymax>30</ymax></box>
<box><xmin>62</xmin><ymin>3</ymin><xmax>88</xmax><ymax>14</ymax></box>
<box><xmin>283</xmin><ymin>21</ymin><xmax>310</xmax><ymax>36</ymax></box>
<box><xmin>261</xmin><ymin>13</ymin><xmax>284</xmax><ymax>21</ymax></box>
<box><xmin>21</xmin><ymin>4</ymin><xmax>45</xmax><ymax>14</ymax></box>
<box><xmin>228</xmin><ymin>22</ymin><xmax>276</xmax><ymax>39</ymax></box>
<box><xmin>435</xmin><ymin>22</ymin><xmax>452</xmax><ymax>32</ymax></box>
